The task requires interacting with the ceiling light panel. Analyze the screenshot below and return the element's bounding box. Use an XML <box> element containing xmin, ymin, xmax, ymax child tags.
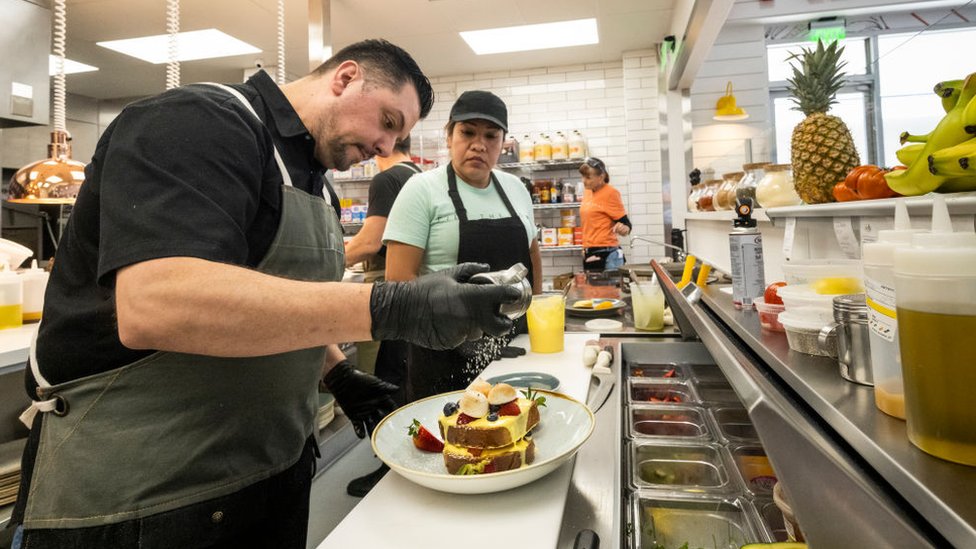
<box><xmin>97</xmin><ymin>29</ymin><xmax>261</xmax><ymax>64</ymax></box>
<box><xmin>460</xmin><ymin>18</ymin><xmax>599</xmax><ymax>55</ymax></box>
<box><xmin>49</xmin><ymin>56</ymin><xmax>99</xmax><ymax>75</ymax></box>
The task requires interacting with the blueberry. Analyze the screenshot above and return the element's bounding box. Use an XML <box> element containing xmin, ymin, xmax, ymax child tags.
<box><xmin>487</xmin><ymin>412</ymin><xmax>499</xmax><ymax>422</ymax></box>
<box><xmin>443</xmin><ymin>401</ymin><xmax>459</xmax><ymax>416</ymax></box>
<box><xmin>489</xmin><ymin>404</ymin><xmax>500</xmax><ymax>413</ymax></box>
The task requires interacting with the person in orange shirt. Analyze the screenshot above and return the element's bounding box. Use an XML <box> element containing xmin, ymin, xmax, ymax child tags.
<box><xmin>579</xmin><ymin>157</ymin><xmax>631</xmax><ymax>271</ymax></box>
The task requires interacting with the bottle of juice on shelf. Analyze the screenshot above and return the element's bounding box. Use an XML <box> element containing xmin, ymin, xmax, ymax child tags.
<box><xmin>550</xmin><ymin>180</ymin><xmax>560</xmax><ymax>203</ymax></box>
<box><xmin>519</xmin><ymin>134</ymin><xmax>535</xmax><ymax>163</ymax></box>
<box><xmin>569</xmin><ymin>130</ymin><xmax>587</xmax><ymax>159</ymax></box>
<box><xmin>894</xmin><ymin>195</ymin><xmax>976</xmax><ymax>465</ymax></box>
<box><xmin>551</xmin><ymin>132</ymin><xmax>569</xmax><ymax>161</ymax></box>
<box><xmin>538</xmin><ymin>180</ymin><xmax>550</xmax><ymax>204</ymax></box>
<box><xmin>534</xmin><ymin>134</ymin><xmax>552</xmax><ymax>162</ymax></box>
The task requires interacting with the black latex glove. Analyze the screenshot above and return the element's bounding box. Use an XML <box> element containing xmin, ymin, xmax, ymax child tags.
<box><xmin>498</xmin><ymin>345</ymin><xmax>526</xmax><ymax>359</ymax></box>
<box><xmin>323</xmin><ymin>360</ymin><xmax>398</xmax><ymax>438</ymax></box>
<box><xmin>370</xmin><ymin>263</ymin><xmax>521</xmax><ymax>351</ymax></box>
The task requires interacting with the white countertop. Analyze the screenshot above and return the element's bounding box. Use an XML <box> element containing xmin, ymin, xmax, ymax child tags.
<box><xmin>0</xmin><ymin>324</ymin><xmax>36</xmax><ymax>374</ymax></box>
<box><xmin>317</xmin><ymin>332</ymin><xmax>597</xmax><ymax>549</ymax></box>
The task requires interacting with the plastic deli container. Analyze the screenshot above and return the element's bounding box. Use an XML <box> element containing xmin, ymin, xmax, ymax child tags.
<box><xmin>781</xmin><ymin>258</ymin><xmax>864</xmax><ymax>289</ymax></box>
<box><xmin>776</xmin><ymin>284</ymin><xmax>836</xmax><ymax>317</ymax></box>
<box><xmin>753</xmin><ymin>296</ymin><xmax>785</xmax><ymax>332</ymax></box>
<box><xmin>628</xmin><ymin>441</ymin><xmax>737</xmax><ymax>495</ymax></box>
<box><xmin>778</xmin><ymin>310</ymin><xmax>836</xmax><ymax>357</ymax></box>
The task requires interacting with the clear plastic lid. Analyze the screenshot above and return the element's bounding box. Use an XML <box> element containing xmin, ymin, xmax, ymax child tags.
<box><xmin>19</xmin><ymin>259</ymin><xmax>48</xmax><ymax>281</ymax></box>
<box><xmin>895</xmin><ymin>195</ymin><xmax>976</xmax><ymax>277</ymax></box>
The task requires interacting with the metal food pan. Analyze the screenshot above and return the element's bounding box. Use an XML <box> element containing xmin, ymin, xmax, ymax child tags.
<box><xmin>628</xmin><ymin>492</ymin><xmax>764</xmax><ymax>549</ymax></box>
<box><xmin>728</xmin><ymin>443</ymin><xmax>778</xmax><ymax>498</ymax></box>
<box><xmin>627</xmin><ymin>404</ymin><xmax>713</xmax><ymax>442</ymax></box>
<box><xmin>708</xmin><ymin>406</ymin><xmax>760</xmax><ymax>444</ymax></box>
<box><xmin>627</xmin><ymin>441</ymin><xmax>737</xmax><ymax>495</ymax></box>
<box><xmin>628</xmin><ymin>379</ymin><xmax>699</xmax><ymax>405</ymax></box>
<box><xmin>627</xmin><ymin>362</ymin><xmax>691</xmax><ymax>381</ymax></box>
<box><xmin>695</xmin><ymin>380</ymin><xmax>742</xmax><ymax>406</ymax></box>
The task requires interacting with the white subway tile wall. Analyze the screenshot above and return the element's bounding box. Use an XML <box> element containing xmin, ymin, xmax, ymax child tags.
<box><xmin>335</xmin><ymin>52</ymin><xmax>666</xmax><ymax>280</ymax></box>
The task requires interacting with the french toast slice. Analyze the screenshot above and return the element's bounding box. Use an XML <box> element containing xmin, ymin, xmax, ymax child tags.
<box><xmin>438</xmin><ymin>398</ymin><xmax>540</xmax><ymax>449</ymax></box>
<box><xmin>443</xmin><ymin>437</ymin><xmax>536</xmax><ymax>475</ymax></box>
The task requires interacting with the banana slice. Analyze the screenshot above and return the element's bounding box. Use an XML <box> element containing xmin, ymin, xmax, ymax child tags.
<box><xmin>573</xmin><ymin>299</ymin><xmax>593</xmax><ymax>308</ymax></box>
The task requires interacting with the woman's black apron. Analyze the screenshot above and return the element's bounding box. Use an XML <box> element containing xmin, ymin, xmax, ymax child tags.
<box><xmin>405</xmin><ymin>164</ymin><xmax>533</xmax><ymax>401</ymax></box>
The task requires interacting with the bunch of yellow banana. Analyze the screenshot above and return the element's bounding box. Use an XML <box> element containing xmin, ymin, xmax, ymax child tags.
<box><xmin>887</xmin><ymin>74</ymin><xmax>976</xmax><ymax>195</ymax></box>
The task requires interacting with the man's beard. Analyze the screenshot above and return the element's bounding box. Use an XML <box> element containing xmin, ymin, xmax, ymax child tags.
<box><xmin>326</xmin><ymin>137</ymin><xmax>354</xmax><ymax>171</ymax></box>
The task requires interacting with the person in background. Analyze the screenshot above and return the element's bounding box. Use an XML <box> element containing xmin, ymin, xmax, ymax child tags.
<box><xmin>9</xmin><ymin>39</ymin><xmax>520</xmax><ymax>549</ymax></box>
<box><xmin>384</xmin><ymin>90</ymin><xmax>542</xmax><ymax>401</ymax></box>
<box><xmin>579</xmin><ymin>156</ymin><xmax>632</xmax><ymax>271</ymax></box>
<box><xmin>341</xmin><ymin>136</ymin><xmax>420</xmax><ymax>497</ymax></box>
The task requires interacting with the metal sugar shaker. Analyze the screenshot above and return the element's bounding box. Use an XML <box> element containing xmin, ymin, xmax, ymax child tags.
<box><xmin>469</xmin><ymin>263</ymin><xmax>533</xmax><ymax>319</ymax></box>
<box><xmin>819</xmin><ymin>294</ymin><xmax>873</xmax><ymax>386</ymax></box>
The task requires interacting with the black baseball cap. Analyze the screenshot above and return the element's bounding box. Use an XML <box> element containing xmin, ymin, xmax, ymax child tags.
<box><xmin>449</xmin><ymin>90</ymin><xmax>508</xmax><ymax>131</ymax></box>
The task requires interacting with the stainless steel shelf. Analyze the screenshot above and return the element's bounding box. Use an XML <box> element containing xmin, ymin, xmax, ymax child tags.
<box><xmin>498</xmin><ymin>160</ymin><xmax>584</xmax><ymax>171</ymax></box>
<box><xmin>539</xmin><ymin>245</ymin><xmax>582</xmax><ymax>252</ymax></box>
<box><xmin>533</xmin><ymin>202</ymin><xmax>580</xmax><ymax>210</ymax></box>
<box><xmin>698</xmin><ymin>285</ymin><xmax>976</xmax><ymax>546</ymax></box>
<box><xmin>331</xmin><ymin>177</ymin><xmax>374</xmax><ymax>184</ymax></box>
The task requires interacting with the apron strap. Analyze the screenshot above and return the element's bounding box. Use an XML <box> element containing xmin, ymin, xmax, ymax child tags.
<box><xmin>446</xmin><ymin>164</ymin><xmax>518</xmax><ymax>223</ymax></box>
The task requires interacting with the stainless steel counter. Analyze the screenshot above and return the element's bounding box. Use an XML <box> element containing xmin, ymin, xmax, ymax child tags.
<box><xmin>698</xmin><ymin>284</ymin><xmax>976</xmax><ymax>546</ymax></box>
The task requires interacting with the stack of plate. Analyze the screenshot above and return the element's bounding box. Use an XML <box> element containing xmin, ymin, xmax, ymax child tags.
<box><xmin>0</xmin><ymin>438</ymin><xmax>26</xmax><ymax>506</ymax></box>
<box><xmin>318</xmin><ymin>392</ymin><xmax>336</xmax><ymax>431</ymax></box>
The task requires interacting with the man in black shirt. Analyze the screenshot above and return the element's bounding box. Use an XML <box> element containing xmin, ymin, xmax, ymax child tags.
<box><xmin>10</xmin><ymin>39</ymin><xmax>519</xmax><ymax>549</ymax></box>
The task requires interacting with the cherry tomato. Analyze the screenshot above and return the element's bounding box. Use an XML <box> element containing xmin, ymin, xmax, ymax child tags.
<box><xmin>764</xmin><ymin>282</ymin><xmax>787</xmax><ymax>305</ymax></box>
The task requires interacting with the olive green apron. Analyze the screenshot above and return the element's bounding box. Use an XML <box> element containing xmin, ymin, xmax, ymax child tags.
<box><xmin>20</xmin><ymin>83</ymin><xmax>344</xmax><ymax>529</ymax></box>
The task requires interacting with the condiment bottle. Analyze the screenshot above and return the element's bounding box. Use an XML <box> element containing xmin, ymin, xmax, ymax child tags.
<box><xmin>519</xmin><ymin>134</ymin><xmax>535</xmax><ymax>163</ymax></box>
<box><xmin>736</xmin><ymin>163</ymin><xmax>768</xmax><ymax>208</ymax></box>
<box><xmin>551</xmin><ymin>132</ymin><xmax>569</xmax><ymax>161</ymax></box>
<box><xmin>533</xmin><ymin>134</ymin><xmax>552</xmax><ymax>162</ymax></box>
<box><xmin>568</xmin><ymin>130</ymin><xmax>586</xmax><ymax>159</ymax></box>
<box><xmin>19</xmin><ymin>259</ymin><xmax>49</xmax><ymax>323</ymax></box>
<box><xmin>0</xmin><ymin>262</ymin><xmax>23</xmax><ymax>330</ymax></box>
<box><xmin>862</xmin><ymin>201</ymin><xmax>923</xmax><ymax>419</ymax></box>
<box><xmin>893</xmin><ymin>195</ymin><xmax>976</xmax><ymax>465</ymax></box>
<box><xmin>715</xmin><ymin>171</ymin><xmax>743</xmax><ymax>211</ymax></box>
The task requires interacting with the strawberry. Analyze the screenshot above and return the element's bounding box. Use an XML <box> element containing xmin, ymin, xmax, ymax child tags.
<box><xmin>408</xmin><ymin>419</ymin><xmax>444</xmax><ymax>453</ymax></box>
<box><xmin>456</xmin><ymin>413</ymin><xmax>476</xmax><ymax>425</ymax></box>
<box><xmin>498</xmin><ymin>401</ymin><xmax>521</xmax><ymax>416</ymax></box>
<box><xmin>468</xmin><ymin>447</ymin><xmax>483</xmax><ymax>457</ymax></box>
<box><xmin>483</xmin><ymin>463</ymin><xmax>496</xmax><ymax>474</ymax></box>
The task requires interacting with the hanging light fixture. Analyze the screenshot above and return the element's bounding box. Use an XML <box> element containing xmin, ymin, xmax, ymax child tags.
<box><xmin>8</xmin><ymin>0</ymin><xmax>84</xmax><ymax>204</ymax></box>
<box><xmin>713</xmin><ymin>81</ymin><xmax>750</xmax><ymax>122</ymax></box>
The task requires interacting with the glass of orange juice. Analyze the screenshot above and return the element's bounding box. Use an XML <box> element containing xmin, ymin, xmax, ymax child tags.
<box><xmin>526</xmin><ymin>294</ymin><xmax>565</xmax><ymax>353</ymax></box>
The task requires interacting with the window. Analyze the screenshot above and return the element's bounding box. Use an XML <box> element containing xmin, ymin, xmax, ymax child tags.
<box><xmin>768</xmin><ymin>38</ymin><xmax>873</xmax><ymax>165</ymax></box>
<box><xmin>877</xmin><ymin>28</ymin><xmax>976</xmax><ymax>166</ymax></box>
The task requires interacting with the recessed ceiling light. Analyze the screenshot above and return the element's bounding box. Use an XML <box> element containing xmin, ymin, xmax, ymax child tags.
<box><xmin>97</xmin><ymin>29</ymin><xmax>261</xmax><ymax>64</ymax></box>
<box><xmin>49</xmin><ymin>56</ymin><xmax>99</xmax><ymax>75</ymax></box>
<box><xmin>460</xmin><ymin>18</ymin><xmax>599</xmax><ymax>55</ymax></box>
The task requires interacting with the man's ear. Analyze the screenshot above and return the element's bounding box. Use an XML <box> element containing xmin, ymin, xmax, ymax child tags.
<box><xmin>329</xmin><ymin>60</ymin><xmax>361</xmax><ymax>96</ymax></box>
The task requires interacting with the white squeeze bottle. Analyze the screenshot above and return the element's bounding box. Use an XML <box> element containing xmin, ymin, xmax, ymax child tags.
<box><xmin>861</xmin><ymin>201</ymin><xmax>923</xmax><ymax>419</ymax></box>
<box><xmin>20</xmin><ymin>259</ymin><xmax>49</xmax><ymax>323</ymax></box>
<box><xmin>893</xmin><ymin>195</ymin><xmax>976</xmax><ymax>465</ymax></box>
<box><xmin>0</xmin><ymin>261</ymin><xmax>23</xmax><ymax>330</ymax></box>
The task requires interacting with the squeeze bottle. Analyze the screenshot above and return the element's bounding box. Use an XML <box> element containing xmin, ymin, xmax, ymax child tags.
<box><xmin>20</xmin><ymin>260</ymin><xmax>49</xmax><ymax>322</ymax></box>
<box><xmin>893</xmin><ymin>195</ymin><xmax>976</xmax><ymax>465</ymax></box>
<box><xmin>0</xmin><ymin>261</ymin><xmax>23</xmax><ymax>330</ymax></box>
<box><xmin>861</xmin><ymin>201</ymin><xmax>923</xmax><ymax>419</ymax></box>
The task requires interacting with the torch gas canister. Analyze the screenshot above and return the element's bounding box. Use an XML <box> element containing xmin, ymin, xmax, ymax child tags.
<box><xmin>729</xmin><ymin>199</ymin><xmax>766</xmax><ymax>309</ymax></box>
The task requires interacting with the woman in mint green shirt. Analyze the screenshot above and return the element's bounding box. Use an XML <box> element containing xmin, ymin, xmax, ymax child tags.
<box><xmin>383</xmin><ymin>90</ymin><xmax>542</xmax><ymax>400</ymax></box>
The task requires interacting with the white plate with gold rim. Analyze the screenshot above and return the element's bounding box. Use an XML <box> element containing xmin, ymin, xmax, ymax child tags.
<box><xmin>371</xmin><ymin>389</ymin><xmax>594</xmax><ymax>494</ymax></box>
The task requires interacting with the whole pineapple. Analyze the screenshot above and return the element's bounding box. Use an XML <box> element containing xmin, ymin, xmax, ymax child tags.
<box><xmin>788</xmin><ymin>40</ymin><xmax>860</xmax><ymax>204</ymax></box>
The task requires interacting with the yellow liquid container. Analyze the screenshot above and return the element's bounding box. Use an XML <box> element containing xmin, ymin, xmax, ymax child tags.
<box><xmin>0</xmin><ymin>268</ymin><xmax>23</xmax><ymax>330</ymax></box>
<box><xmin>20</xmin><ymin>260</ymin><xmax>49</xmax><ymax>322</ymax></box>
<box><xmin>526</xmin><ymin>294</ymin><xmax>565</xmax><ymax>353</ymax></box>
<box><xmin>893</xmin><ymin>196</ymin><xmax>976</xmax><ymax>465</ymax></box>
<box><xmin>632</xmin><ymin>280</ymin><xmax>665</xmax><ymax>331</ymax></box>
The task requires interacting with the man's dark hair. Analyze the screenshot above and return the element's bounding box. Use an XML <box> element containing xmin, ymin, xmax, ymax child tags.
<box><xmin>313</xmin><ymin>39</ymin><xmax>434</xmax><ymax>119</ymax></box>
<box><xmin>394</xmin><ymin>135</ymin><xmax>411</xmax><ymax>155</ymax></box>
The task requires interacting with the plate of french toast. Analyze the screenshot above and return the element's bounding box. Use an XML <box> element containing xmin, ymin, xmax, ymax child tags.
<box><xmin>371</xmin><ymin>378</ymin><xmax>594</xmax><ymax>494</ymax></box>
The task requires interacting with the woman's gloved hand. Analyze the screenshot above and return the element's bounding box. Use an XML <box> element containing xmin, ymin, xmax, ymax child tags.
<box><xmin>323</xmin><ymin>360</ymin><xmax>398</xmax><ymax>438</ymax></box>
<box><xmin>370</xmin><ymin>263</ymin><xmax>521</xmax><ymax>350</ymax></box>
